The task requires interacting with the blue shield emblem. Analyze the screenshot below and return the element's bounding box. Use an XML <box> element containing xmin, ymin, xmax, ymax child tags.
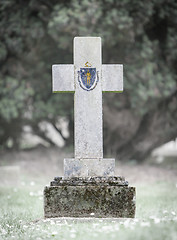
<box><xmin>78</xmin><ymin>68</ymin><xmax>99</xmax><ymax>91</ymax></box>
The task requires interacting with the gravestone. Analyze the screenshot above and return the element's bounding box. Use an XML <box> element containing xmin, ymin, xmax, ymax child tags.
<box><xmin>44</xmin><ymin>37</ymin><xmax>136</xmax><ymax>218</ymax></box>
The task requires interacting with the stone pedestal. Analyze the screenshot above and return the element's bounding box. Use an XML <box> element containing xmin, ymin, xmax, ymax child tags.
<box><xmin>64</xmin><ymin>158</ymin><xmax>115</xmax><ymax>177</ymax></box>
<box><xmin>44</xmin><ymin>177</ymin><xmax>136</xmax><ymax>218</ymax></box>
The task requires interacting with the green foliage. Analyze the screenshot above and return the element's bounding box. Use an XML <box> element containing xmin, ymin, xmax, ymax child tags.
<box><xmin>47</xmin><ymin>0</ymin><xmax>177</xmax><ymax>114</ymax></box>
<box><xmin>0</xmin><ymin>0</ymin><xmax>176</xmax><ymax>148</ymax></box>
<box><xmin>0</xmin><ymin>77</ymin><xmax>34</xmax><ymax>121</ymax></box>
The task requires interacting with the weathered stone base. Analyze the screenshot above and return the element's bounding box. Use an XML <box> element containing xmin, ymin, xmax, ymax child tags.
<box><xmin>44</xmin><ymin>177</ymin><xmax>136</xmax><ymax>218</ymax></box>
<box><xmin>64</xmin><ymin>158</ymin><xmax>115</xmax><ymax>178</ymax></box>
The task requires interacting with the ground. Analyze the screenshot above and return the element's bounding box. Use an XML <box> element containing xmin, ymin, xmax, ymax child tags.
<box><xmin>0</xmin><ymin>147</ymin><xmax>177</xmax><ymax>240</ymax></box>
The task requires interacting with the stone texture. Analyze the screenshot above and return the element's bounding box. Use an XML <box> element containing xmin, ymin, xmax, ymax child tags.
<box><xmin>44</xmin><ymin>177</ymin><xmax>136</xmax><ymax>218</ymax></box>
<box><xmin>51</xmin><ymin>176</ymin><xmax>128</xmax><ymax>186</ymax></box>
<box><xmin>52</xmin><ymin>64</ymin><xmax>74</xmax><ymax>92</ymax></box>
<box><xmin>102</xmin><ymin>64</ymin><xmax>123</xmax><ymax>92</ymax></box>
<box><xmin>47</xmin><ymin>37</ymin><xmax>136</xmax><ymax>219</ymax></box>
<box><xmin>52</xmin><ymin>37</ymin><xmax>125</xmax><ymax>175</ymax></box>
<box><xmin>74</xmin><ymin>37</ymin><xmax>103</xmax><ymax>159</ymax></box>
<box><xmin>64</xmin><ymin>158</ymin><xmax>115</xmax><ymax>178</ymax></box>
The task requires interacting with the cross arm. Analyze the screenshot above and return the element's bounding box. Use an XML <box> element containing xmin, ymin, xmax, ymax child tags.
<box><xmin>102</xmin><ymin>64</ymin><xmax>123</xmax><ymax>92</ymax></box>
<box><xmin>52</xmin><ymin>64</ymin><xmax>75</xmax><ymax>93</ymax></box>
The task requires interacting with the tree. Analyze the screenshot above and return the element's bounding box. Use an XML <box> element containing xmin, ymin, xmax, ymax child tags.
<box><xmin>0</xmin><ymin>0</ymin><xmax>176</xmax><ymax>161</ymax></box>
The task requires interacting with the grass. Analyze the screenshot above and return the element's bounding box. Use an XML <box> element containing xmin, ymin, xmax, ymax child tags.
<box><xmin>0</xmin><ymin>178</ymin><xmax>177</xmax><ymax>240</ymax></box>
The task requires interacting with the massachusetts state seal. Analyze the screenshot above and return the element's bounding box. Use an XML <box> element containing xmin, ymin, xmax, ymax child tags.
<box><xmin>78</xmin><ymin>62</ymin><xmax>99</xmax><ymax>91</ymax></box>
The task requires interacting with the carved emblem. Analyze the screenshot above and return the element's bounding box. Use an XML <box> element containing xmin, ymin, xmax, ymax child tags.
<box><xmin>78</xmin><ymin>62</ymin><xmax>99</xmax><ymax>91</ymax></box>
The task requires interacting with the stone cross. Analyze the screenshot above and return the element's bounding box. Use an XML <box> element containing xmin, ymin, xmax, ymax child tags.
<box><xmin>52</xmin><ymin>37</ymin><xmax>123</xmax><ymax>178</ymax></box>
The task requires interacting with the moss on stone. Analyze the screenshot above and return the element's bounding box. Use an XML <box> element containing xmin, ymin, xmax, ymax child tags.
<box><xmin>44</xmin><ymin>181</ymin><xmax>136</xmax><ymax>218</ymax></box>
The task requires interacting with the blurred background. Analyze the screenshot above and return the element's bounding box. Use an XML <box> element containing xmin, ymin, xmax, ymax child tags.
<box><xmin>0</xmin><ymin>0</ymin><xmax>177</xmax><ymax>166</ymax></box>
<box><xmin>1</xmin><ymin>2</ymin><xmax>177</xmax><ymax>238</ymax></box>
